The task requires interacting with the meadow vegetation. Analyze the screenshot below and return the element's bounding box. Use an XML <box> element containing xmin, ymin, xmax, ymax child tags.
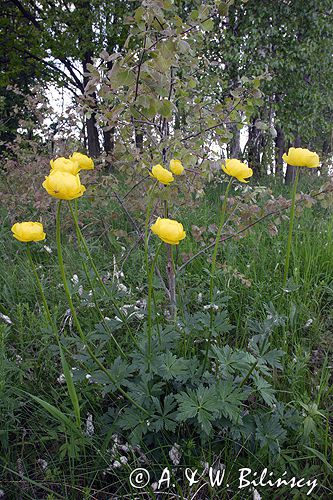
<box><xmin>1</xmin><ymin>0</ymin><xmax>333</xmax><ymax>498</ymax></box>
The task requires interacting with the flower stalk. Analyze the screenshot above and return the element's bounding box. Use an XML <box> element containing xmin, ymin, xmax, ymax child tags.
<box><xmin>203</xmin><ymin>177</ymin><xmax>232</xmax><ymax>372</ymax></box>
<box><xmin>56</xmin><ymin>201</ymin><xmax>148</xmax><ymax>415</ymax></box>
<box><xmin>283</xmin><ymin>166</ymin><xmax>300</xmax><ymax>288</ymax></box>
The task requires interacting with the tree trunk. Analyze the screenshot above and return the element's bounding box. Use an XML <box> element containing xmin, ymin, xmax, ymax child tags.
<box><xmin>82</xmin><ymin>53</ymin><xmax>100</xmax><ymax>157</ymax></box>
<box><xmin>103</xmin><ymin>127</ymin><xmax>115</xmax><ymax>173</ymax></box>
<box><xmin>229</xmin><ymin>124</ymin><xmax>241</xmax><ymax>158</ymax></box>
<box><xmin>247</xmin><ymin>121</ymin><xmax>262</xmax><ymax>179</ymax></box>
<box><xmin>85</xmin><ymin>113</ymin><xmax>100</xmax><ymax>157</ymax></box>
<box><xmin>274</xmin><ymin>125</ymin><xmax>284</xmax><ymax>178</ymax></box>
<box><xmin>135</xmin><ymin>127</ymin><xmax>143</xmax><ymax>150</ymax></box>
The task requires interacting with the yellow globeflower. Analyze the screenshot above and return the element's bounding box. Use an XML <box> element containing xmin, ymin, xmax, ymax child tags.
<box><xmin>11</xmin><ymin>222</ymin><xmax>46</xmax><ymax>242</ymax></box>
<box><xmin>150</xmin><ymin>164</ymin><xmax>174</xmax><ymax>185</ymax></box>
<box><xmin>42</xmin><ymin>170</ymin><xmax>86</xmax><ymax>200</ymax></box>
<box><xmin>150</xmin><ymin>217</ymin><xmax>186</xmax><ymax>245</ymax></box>
<box><xmin>70</xmin><ymin>152</ymin><xmax>94</xmax><ymax>170</ymax></box>
<box><xmin>222</xmin><ymin>159</ymin><xmax>253</xmax><ymax>183</ymax></box>
<box><xmin>170</xmin><ymin>159</ymin><xmax>184</xmax><ymax>175</ymax></box>
<box><xmin>282</xmin><ymin>147</ymin><xmax>319</xmax><ymax>168</ymax></box>
<box><xmin>50</xmin><ymin>157</ymin><xmax>80</xmax><ymax>175</ymax></box>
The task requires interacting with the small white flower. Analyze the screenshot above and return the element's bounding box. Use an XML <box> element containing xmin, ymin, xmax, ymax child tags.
<box><xmin>85</xmin><ymin>413</ymin><xmax>94</xmax><ymax>437</ymax></box>
<box><xmin>120</xmin><ymin>456</ymin><xmax>128</xmax><ymax>464</ymax></box>
<box><xmin>203</xmin><ymin>304</ymin><xmax>219</xmax><ymax>311</ymax></box>
<box><xmin>197</xmin><ymin>292</ymin><xmax>203</xmax><ymax>303</ymax></box>
<box><xmin>16</xmin><ymin>355</ymin><xmax>23</xmax><ymax>364</ymax></box>
<box><xmin>0</xmin><ymin>313</ymin><xmax>13</xmax><ymax>325</ymax></box>
<box><xmin>305</xmin><ymin>318</ymin><xmax>313</xmax><ymax>328</ymax></box>
<box><xmin>117</xmin><ymin>283</ymin><xmax>128</xmax><ymax>293</ymax></box>
<box><xmin>253</xmin><ymin>488</ymin><xmax>262</xmax><ymax>500</ymax></box>
<box><xmin>37</xmin><ymin>459</ymin><xmax>48</xmax><ymax>470</ymax></box>
<box><xmin>57</xmin><ymin>374</ymin><xmax>66</xmax><ymax>385</ymax></box>
<box><xmin>78</xmin><ymin>285</ymin><xmax>84</xmax><ymax>296</ymax></box>
<box><xmin>85</xmin><ymin>374</ymin><xmax>92</xmax><ymax>380</ymax></box>
<box><xmin>71</xmin><ymin>274</ymin><xmax>79</xmax><ymax>285</ymax></box>
<box><xmin>113</xmin><ymin>460</ymin><xmax>121</xmax><ymax>468</ymax></box>
<box><xmin>43</xmin><ymin>245</ymin><xmax>52</xmax><ymax>254</ymax></box>
<box><xmin>169</xmin><ymin>443</ymin><xmax>181</xmax><ymax>466</ymax></box>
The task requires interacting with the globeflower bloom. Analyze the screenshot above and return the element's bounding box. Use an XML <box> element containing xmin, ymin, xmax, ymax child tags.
<box><xmin>42</xmin><ymin>170</ymin><xmax>86</xmax><ymax>200</ymax></box>
<box><xmin>150</xmin><ymin>164</ymin><xmax>174</xmax><ymax>185</ymax></box>
<box><xmin>50</xmin><ymin>157</ymin><xmax>80</xmax><ymax>175</ymax></box>
<box><xmin>70</xmin><ymin>152</ymin><xmax>94</xmax><ymax>170</ymax></box>
<box><xmin>282</xmin><ymin>147</ymin><xmax>319</xmax><ymax>168</ymax></box>
<box><xmin>170</xmin><ymin>159</ymin><xmax>184</xmax><ymax>175</ymax></box>
<box><xmin>150</xmin><ymin>217</ymin><xmax>186</xmax><ymax>245</ymax></box>
<box><xmin>222</xmin><ymin>159</ymin><xmax>253</xmax><ymax>183</ymax></box>
<box><xmin>11</xmin><ymin>222</ymin><xmax>46</xmax><ymax>242</ymax></box>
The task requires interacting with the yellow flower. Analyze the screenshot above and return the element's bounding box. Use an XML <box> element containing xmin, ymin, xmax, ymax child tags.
<box><xmin>150</xmin><ymin>217</ymin><xmax>186</xmax><ymax>245</ymax></box>
<box><xmin>222</xmin><ymin>159</ymin><xmax>253</xmax><ymax>183</ymax></box>
<box><xmin>170</xmin><ymin>159</ymin><xmax>184</xmax><ymax>175</ymax></box>
<box><xmin>11</xmin><ymin>222</ymin><xmax>46</xmax><ymax>242</ymax></box>
<box><xmin>282</xmin><ymin>147</ymin><xmax>319</xmax><ymax>168</ymax></box>
<box><xmin>70</xmin><ymin>152</ymin><xmax>94</xmax><ymax>170</ymax></box>
<box><xmin>150</xmin><ymin>164</ymin><xmax>174</xmax><ymax>185</ymax></box>
<box><xmin>50</xmin><ymin>157</ymin><xmax>80</xmax><ymax>175</ymax></box>
<box><xmin>42</xmin><ymin>171</ymin><xmax>86</xmax><ymax>200</ymax></box>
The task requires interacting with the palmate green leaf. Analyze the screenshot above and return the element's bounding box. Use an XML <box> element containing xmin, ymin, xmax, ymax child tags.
<box><xmin>97</xmin><ymin>357</ymin><xmax>135</xmax><ymax>394</ymax></box>
<box><xmin>150</xmin><ymin>394</ymin><xmax>178</xmax><ymax>432</ymax></box>
<box><xmin>127</xmin><ymin>375</ymin><xmax>165</xmax><ymax>406</ymax></box>
<box><xmin>118</xmin><ymin>408</ymin><xmax>148</xmax><ymax>444</ymax></box>
<box><xmin>253</xmin><ymin>375</ymin><xmax>276</xmax><ymax>407</ymax></box>
<box><xmin>154</xmin><ymin>352</ymin><xmax>199</xmax><ymax>382</ymax></box>
<box><xmin>210</xmin><ymin>345</ymin><xmax>255</xmax><ymax>377</ymax></box>
<box><xmin>255</xmin><ymin>413</ymin><xmax>287</xmax><ymax>455</ymax></box>
<box><xmin>216</xmin><ymin>381</ymin><xmax>245</xmax><ymax>424</ymax></box>
<box><xmin>175</xmin><ymin>385</ymin><xmax>219</xmax><ymax>434</ymax></box>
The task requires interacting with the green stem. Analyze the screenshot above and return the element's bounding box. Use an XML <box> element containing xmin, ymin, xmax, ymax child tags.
<box><xmin>147</xmin><ymin>241</ymin><xmax>163</xmax><ymax>364</ymax></box>
<box><xmin>26</xmin><ymin>243</ymin><xmax>59</xmax><ymax>341</ymax></box>
<box><xmin>283</xmin><ymin>167</ymin><xmax>300</xmax><ymax>288</ymax></box>
<box><xmin>68</xmin><ymin>202</ymin><xmax>129</xmax><ymax>327</ymax></box>
<box><xmin>56</xmin><ymin>201</ymin><xmax>148</xmax><ymax>415</ymax></box>
<box><xmin>203</xmin><ymin>177</ymin><xmax>232</xmax><ymax>372</ymax></box>
<box><xmin>144</xmin><ymin>183</ymin><xmax>158</xmax><ymax>366</ymax></box>
<box><xmin>70</xmin><ymin>202</ymin><xmax>128</xmax><ymax>357</ymax></box>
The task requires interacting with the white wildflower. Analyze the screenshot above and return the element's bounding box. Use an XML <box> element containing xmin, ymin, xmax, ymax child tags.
<box><xmin>43</xmin><ymin>245</ymin><xmax>52</xmax><ymax>254</ymax></box>
<box><xmin>203</xmin><ymin>304</ymin><xmax>219</xmax><ymax>311</ymax></box>
<box><xmin>120</xmin><ymin>456</ymin><xmax>128</xmax><ymax>465</ymax></box>
<box><xmin>78</xmin><ymin>285</ymin><xmax>84</xmax><ymax>296</ymax></box>
<box><xmin>113</xmin><ymin>460</ymin><xmax>121</xmax><ymax>468</ymax></box>
<box><xmin>71</xmin><ymin>274</ymin><xmax>79</xmax><ymax>285</ymax></box>
<box><xmin>197</xmin><ymin>292</ymin><xmax>203</xmax><ymax>303</ymax></box>
<box><xmin>305</xmin><ymin>318</ymin><xmax>313</xmax><ymax>328</ymax></box>
<box><xmin>85</xmin><ymin>413</ymin><xmax>94</xmax><ymax>437</ymax></box>
<box><xmin>169</xmin><ymin>443</ymin><xmax>181</xmax><ymax>466</ymax></box>
<box><xmin>57</xmin><ymin>374</ymin><xmax>66</xmax><ymax>385</ymax></box>
<box><xmin>37</xmin><ymin>459</ymin><xmax>48</xmax><ymax>470</ymax></box>
<box><xmin>0</xmin><ymin>313</ymin><xmax>13</xmax><ymax>325</ymax></box>
<box><xmin>117</xmin><ymin>283</ymin><xmax>128</xmax><ymax>293</ymax></box>
<box><xmin>253</xmin><ymin>488</ymin><xmax>262</xmax><ymax>500</ymax></box>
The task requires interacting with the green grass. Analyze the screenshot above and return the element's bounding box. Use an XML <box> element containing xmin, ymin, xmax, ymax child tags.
<box><xmin>0</xmin><ymin>176</ymin><xmax>332</xmax><ymax>499</ymax></box>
